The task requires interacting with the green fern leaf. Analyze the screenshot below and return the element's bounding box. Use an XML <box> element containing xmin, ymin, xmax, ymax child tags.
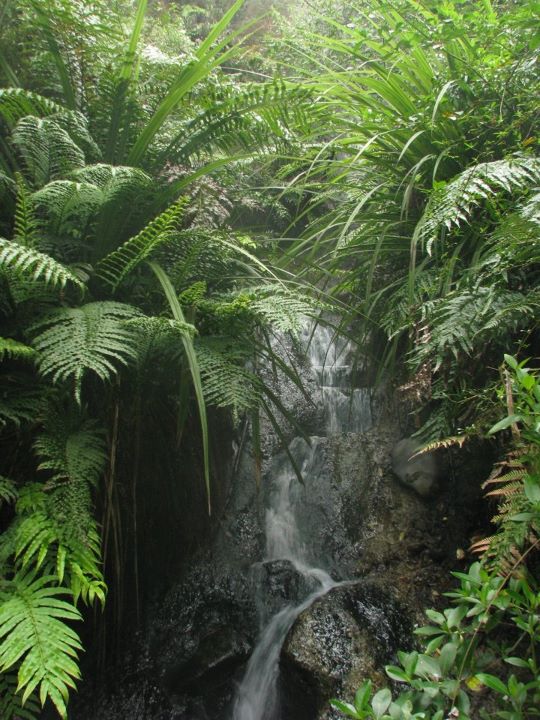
<box><xmin>0</xmin><ymin>88</ymin><xmax>66</xmax><ymax>129</ymax></box>
<box><xmin>34</xmin><ymin>406</ymin><xmax>107</xmax><ymax>486</ymax></box>
<box><xmin>251</xmin><ymin>284</ymin><xmax>320</xmax><ymax>333</ymax></box>
<box><xmin>0</xmin><ymin>569</ymin><xmax>82</xmax><ymax>719</ymax></box>
<box><xmin>0</xmin><ymin>476</ymin><xmax>18</xmax><ymax>506</ymax></box>
<box><xmin>0</xmin><ymin>379</ymin><xmax>44</xmax><ymax>428</ymax></box>
<box><xmin>12</xmin><ymin>116</ymin><xmax>86</xmax><ymax>187</ymax></box>
<box><xmin>416</xmin><ymin>155</ymin><xmax>540</xmax><ymax>252</ymax></box>
<box><xmin>195</xmin><ymin>339</ymin><xmax>261</xmax><ymax>418</ymax></box>
<box><xmin>13</xmin><ymin>176</ymin><xmax>39</xmax><ymax>247</ymax></box>
<box><xmin>0</xmin><ymin>238</ymin><xmax>84</xmax><ymax>289</ymax></box>
<box><xmin>30</xmin><ymin>301</ymin><xmax>141</xmax><ymax>401</ymax></box>
<box><xmin>96</xmin><ymin>197</ymin><xmax>189</xmax><ymax>290</ymax></box>
<box><xmin>0</xmin><ymin>337</ymin><xmax>36</xmax><ymax>362</ymax></box>
<box><xmin>0</xmin><ymin>671</ymin><xmax>40</xmax><ymax>720</ymax></box>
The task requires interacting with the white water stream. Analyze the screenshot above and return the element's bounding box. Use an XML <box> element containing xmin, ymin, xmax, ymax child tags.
<box><xmin>231</xmin><ymin>324</ymin><xmax>371</xmax><ymax>720</ymax></box>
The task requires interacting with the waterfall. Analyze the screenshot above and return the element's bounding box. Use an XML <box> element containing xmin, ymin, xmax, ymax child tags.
<box><xmin>231</xmin><ymin>323</ymin><xmax>371</xmax><ymax>720</ymax></box>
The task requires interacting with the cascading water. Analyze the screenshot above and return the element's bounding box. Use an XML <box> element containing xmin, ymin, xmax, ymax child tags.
<box><xmin>231</xmin><ymin>323</ymin><xmax>372</xmax><ymax>720</ymax></box>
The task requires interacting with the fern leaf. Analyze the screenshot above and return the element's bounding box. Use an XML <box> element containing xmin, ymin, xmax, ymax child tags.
<box><xmin>416</xmin><ymin>155</ymin><xmax>540</xmax><ymax>252</ymax></box>
<box><xmin>13</xmin><ymin>176</ymin><xmax>39</xmax><ymax>247</ymax></box>
<box><xmin>0</xmin><ymin>379</ymin><xmax>44</xmax><ymax>428</ymax></box>
<box><xmin>0</xmin><ymin>476</ymin><xmax>18</xmax><ymax>506</ymax></box>
<box><xmin>251</xmin><ymin>284</ymin><xmax>320</xmax><ymax>333</ymax></box>
<box><xmin>0</xmin><ymin>569</ymin><xmax>82</xmax><ymax>719</ymax></box>
<box><xmin>0</xmin><ymin>671</ymin><xmax>40</xmax><ymax>720</ymax></box>
<box><xmin>32</xmin><ymin>179</ymin><xmax>103</xmax><ymax>239</ymax></box>
<box><xmin>195</xmin><ymin>339</ymin><xmax>261</xmax><ymax>419</ymax></box>
<box><xmin>34</xmin><ymin>406</ymin><xmax>107</xmax><ymax>486</ymax></box>
<box><xmin>12</xmin><ymin>116</ymin><xmax>86</xmax><ymax>187</ymax></box>
<box><xmin>0</xmin><ymin>337</ymin><xmax>36</xmax><ymax>362</ymax></box>
<box><xmin>0</xmin><ymin>88</ymin><xmax>66</xmax><ymax>129</ymax></box>
<box><xmin>96</xmin><ymin>197</ymin><xmax>189</xmax><ymax>290</ymax></box>
<box><xmin>30</xmin><ymin>301</ymin><xmax>141</xmax><ymax>402</ymax></box>
<box><xmin>0</xmin><ymin>238</ymin><xmax>84</xmax><ymax>289</ymax></box>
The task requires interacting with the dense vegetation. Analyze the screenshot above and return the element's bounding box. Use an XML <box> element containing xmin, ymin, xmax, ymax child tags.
<box><xmin>0</xmin><ymin>0</ymin><xmax>538</xmax><ymax>718</ymax></box>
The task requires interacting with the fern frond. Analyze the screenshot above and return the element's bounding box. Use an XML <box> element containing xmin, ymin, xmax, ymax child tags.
<box><xmin>31</xmin><ymin>301</ymin><xmax>141</xmax><ymax>402</ymax></box>
<box><xmin>0</xmin><ymin>569</ymin><xmax>82</xmax><ymax>719</ymax></box>
<box><xmin>0</xmin><ymin>379</ymin><xmax>45</xmax><ymax>428</ymax></box>
<box><xmin>0</xmin><ymin>476</ymin><xmax>18</xmax><ymax>506</ymax></box>
<box><xmin>416</xmin><ymin>155</ymin><xmax>540</xmax><ymax>252</ymax></box>
<box><xmin>0</xmin><ymin>671</ymin><xmax>40</xmax><ymax>720</ymax></box>
<box><xmin>195</xmin><ymin>339</ymin><xmax>261</xmax><ymax>419</ymax></box>
<box><xmin>13</xmin><ymin>483</ymin><xmax>105</xmax><ymax>606</ymax></box>
<box><xmin>251</xmin><ymin>284</ymin><xmax>320</xmax><ymax>333</ymax></box>
<box><xmin>12</xmin><ymin>116</ymin><xmax>86</xmax><ymax>187</ymax></box>
<box><xmin>0</xmin><ymin>88</ymin><xmax>66</xmax><ymax>128</ymax></box>
<box><xmin>32</xmin><ymin>179</ymin><xmax>103</xmax><ymax>238</ymax></box>
<box><xmin>0</xmin><ymin>238</ymin><xmax>84</xmax><ymax>289</ymax></box>
<box><xmin>126</xmin><ymin>314</ymin><xmax>197</xmax><ymax>338</ymax></box>
<box><xmin>13</xmin><ymin>176</ymin><xmax>39</xmax><ymax>247</ymax></box>
<box><xmin>0</xmin><ymin>337</ymin><xmax>36</xmax><ymax>362</ymax></box>
<box><xmin>96</xmin><ymin>197</ymin><xmax>189</xmax><ymax>290</ymax></box>
<box><xmin>34</xmin><ymin>408</ymin><xmax>107</xmax><ymax>487</ymax></box>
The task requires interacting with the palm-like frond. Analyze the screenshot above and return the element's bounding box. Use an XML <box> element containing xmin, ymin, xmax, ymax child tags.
<box><xmin>0</xmin><ymin>570</ymin><xmax>82</xmax><ymax>719</ymax></box>
<box><xmin>0</xmin><ymin>238</ymin><xmax>85</xmax><ymax>290</ymax></box>
<box><xmin>30</xmin><ymin>301</ymin><xmax>141</xmax><ymax>401</ymax></box>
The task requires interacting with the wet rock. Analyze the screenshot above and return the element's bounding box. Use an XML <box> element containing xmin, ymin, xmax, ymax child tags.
<box><xmin>282</xmin><ymin>582</ymin><xmax>410</xmax><ymax>719</ymax></box>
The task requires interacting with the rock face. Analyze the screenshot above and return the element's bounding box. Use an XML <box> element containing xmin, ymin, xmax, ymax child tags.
<box><xmin>282</xmin><ymin>583</ymin><xmax>410</xmax><ymax>720</ymax></box>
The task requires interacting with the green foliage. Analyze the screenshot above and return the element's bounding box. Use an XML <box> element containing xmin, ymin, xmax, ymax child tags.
<box><xmin>196</xmin><ymin>338</ymin><xmax>262</xmax><ymax>419</ymax></box>
<box><xmin>31</xmin><ymin>302</ymin><xmax>141</xmax><ymax>402</ymax></box>
<box><xmin>97</xmin><ymin>196</ymin><xmax>189</xmax><ymax>290</ymax></box>
<box><xmin>0</xmin><ymin>670</ymin><xmax>41</xmax><ymax>720</ymax></box>
<box><xmin>0</xmin><ymin>570</ymin><xmax>82</xmax><ymax>719</ymax></box>
<box><xmin>0</xmin><ymin>476</ymin><xmax>18</xmax><ymax>506</ymax></box>
<box><xmin>0</xmin><ymin>238</ymin><xmax>84</xmax><ymax>290</ymax></box>
<box><xmin>0</xmin><ymin>337</ymin><xmax>35</xmax><ymax>362</ymax></box>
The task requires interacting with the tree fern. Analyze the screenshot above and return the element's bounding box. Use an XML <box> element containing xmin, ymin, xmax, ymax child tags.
<box><xmin>30</xmin><ymin>301</ymin><xmax>141</xmax><ymax>402</ymax></box>
<box><xmin>415</xmin><ymin>155</ymin><xmax>540</xmax><ymax>253</ymax></box>
<box><xmin>96</xmin><ymin>197</ymin><xmax>189</xmax><ymax>290</ymax></box>
<box><xmin>0</xmin><ymin>569</ymin><xmax>82</xmax><ymax>719</ymax></box>
<box><xmin>0</xmin><ymin>238</ymin><xmax>84</xmax><ymax>290</ymax></box>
